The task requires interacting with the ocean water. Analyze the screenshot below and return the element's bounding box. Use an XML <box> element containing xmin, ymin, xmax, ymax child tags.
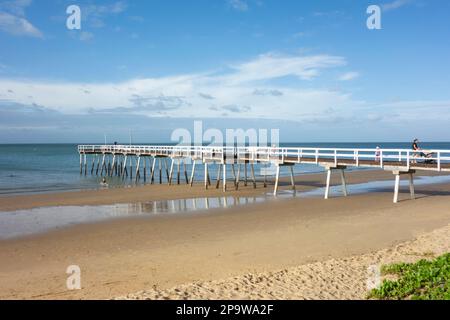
<box><xmin>1</xmin><ymin>142</ymin><xmax>449</xmax><ymax>196</ymax></box>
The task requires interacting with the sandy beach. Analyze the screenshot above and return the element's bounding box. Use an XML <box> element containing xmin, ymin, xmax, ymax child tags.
<box><xmin>0</xmin><ymin>170</ymin><xmax>450</xmax><ymax>300</ymax></box>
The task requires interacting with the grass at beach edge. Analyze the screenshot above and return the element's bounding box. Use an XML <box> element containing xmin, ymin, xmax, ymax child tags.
<box><xmin>369</xmin><ymin>253</ymin><xmax>450</xmax><ymax>300</ymax></box>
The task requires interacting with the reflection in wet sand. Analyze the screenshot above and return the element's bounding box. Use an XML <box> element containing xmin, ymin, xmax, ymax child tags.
<box><xmin>0</xmin><ymin>195</ymin><xmax>265</xmax><ymax>239</ymax></box>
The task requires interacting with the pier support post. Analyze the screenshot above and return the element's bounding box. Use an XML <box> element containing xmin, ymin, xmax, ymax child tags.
<box><xmin>159</xmin><ymin>159</ymin><xmax>163</xmax><ymax>184</ymax></box>
<box><xmin>110</xmin><ymin>154</ymin><xmax>116</xmax><ymax>177</ymax></box>
<box><xmin>84</xmin><ymin>154</ymin><xmax>87</xmax><ymax>176</ymax></box>
<box><xmin>129</xmin><ymin>157</ymin><xmax>133</xmax><ymax>180</ymax></box>
<box><xmin>250</xmin><ymin>163</ymin><xmax>257</xmax><ymax>189</ymax></box>
<box><xmin>324</xmin><ymin>169</ymin><xmax>332</xmax><ymax>199</ymax></box>
<box><xmin>121</xmin><ymin>155</ymin><xmax>127</xmax><ymax>178</ymax></box>
<box><xmin>80</xmin><ymin>154</ymin><xmax>83</xmax><ymax>175</ymax></box>
<box><xmin>204</xmin><ymin>163</ymin><xmax>209</xmax><ymax>190</ymax></box>
<box><xmin>91</xmin><ymin>156</ymin><xmax>95</xmax><ymax>175</ymax></box>
<box><xmin>223</xmin><ymin>163</ymin><xmax>227</xmax><ymax>192</ymax></box>
<box><xmin>273</xmin><ymin>164</ymin><xmax>280</xmax><ymax>196</ymax></box>
<box><xmin>135</xmin><ymin>156</ymin><xmax>141</xmax><ymax>183</ymax></box>
<box><xmin>324</xmin><ymin>166</ymin><xmax>348</xmax><ymax>199</ymax></box>
<box><xmin>235</xmin><ymin>164</ymin><xmax>241</xmax><ymax>190</ymax></box>
<box><xmin>289</xmin><ymin>165</ymin><xmax>296</xmax><ymax>191</ymax></box>
<box><xmin>244</xmin><ymin>163</ymin><xmax>248</xmax><ymax>187</ymax></box>
<box><xmin>231</xmin><ymin>164</ymin><xmax>237</xmax><ymax>188</ymax></box>
<box><xmin>392</xmin><ymin>170</ymin><xmax>416</xmax><ymax>203</ymax></box>
<box><xmin>177</xmin><ymin>159</ymin><xmax>181</xmax><ymax>185</ymax></box>
<box><xmin>101</xmin><ymin>154</ymin><xmax>106</xmax><ymax>176</ymax></box>
<box><xmin>215</xmin><ymin>163</ymin><xmax>222</xmax><ymax>189</ymax></box>
<box><xmin>143</xmin><ymin>157</ymin><xmax>147</xmax><ymax>182</ymax></box>
<box><xmin>96</xmin><ymin>155</ymin><xmax>100</xmax><ymax>176</ymax></box>
<box><xmin>150</xmin><ymin>157</ymin><xmax>156</xmax><ymax>184</ymax></box>
<box><xmin>169</xmin><ymin>158</ymin><xmax>175</xmax><ymax>185</ymax></box>
<box><xmin>183</xmin><ymin>161</ymin><xmax>189</xmax><ymax>184</ymax></box>
<box><xmin>340</xmin><ymin>169</ymin><xmax>347</xmax><ymax>197</ymax></box>
<box><xmin>164</xmin><ymin>159</ymin><xmax>170</xmax><ymax>182</ymax></box>
<box><xmin>190</xmin><ymin>160</ymin><xmax>196</xmax><ymax>186</ymax></box>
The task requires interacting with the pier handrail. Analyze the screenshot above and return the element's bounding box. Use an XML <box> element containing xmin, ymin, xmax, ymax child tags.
<box><xmin>78</xmin><ymin>145</ymin><xmax>450</xmax><ymax>172</ymax></box>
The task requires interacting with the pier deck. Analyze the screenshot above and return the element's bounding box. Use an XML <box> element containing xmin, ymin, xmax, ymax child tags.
<box><xmin>78</xmin><ymin>145</ymin><xmax>450</xmax><ymax>203</ymax></box>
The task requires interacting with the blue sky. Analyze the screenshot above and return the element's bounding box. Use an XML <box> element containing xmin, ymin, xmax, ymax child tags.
<box><xmin>0</xmin><ymin>0</ymin><xmax>450</xmax><ymax>143</ymax></box>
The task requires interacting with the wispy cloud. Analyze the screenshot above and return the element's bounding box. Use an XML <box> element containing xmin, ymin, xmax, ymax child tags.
<box><xmin>0</xmin><ymin>52</ymin><xmax>352</xmax><ymax>120</ymax></box>
<box><xmin>382</xmin><ymin>0</ymin><xmax>413</xmax><ymax>11</ymax></box>
<box><xmin>0</xmin><ymin>0</ymin><xmax>42</xmax><ymax>38</ymax></box>
<box><xmin>228</xmin><ymin>0</ymin><xmax>249</xmax><ymax>12</ymax></box>
<box><xmin>83</xmin><ymin>1</ymin><xmax>128</xmax><ymax>28</ymax></box>
<box><xmin>338</xmin><ymin>71</ymin><xmax>360</xmax><ymax>81</ymax></box>
<box><xmin>223</xmin><ymin>53</ymin><xmax>346</xmax><ymax>84</ymax></box>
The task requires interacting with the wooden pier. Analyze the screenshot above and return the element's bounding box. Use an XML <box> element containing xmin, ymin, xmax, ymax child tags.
<box><xmin>78</xmin><ymin>145</ymin><xmax>450</xmax><ymax>203</ymax></box>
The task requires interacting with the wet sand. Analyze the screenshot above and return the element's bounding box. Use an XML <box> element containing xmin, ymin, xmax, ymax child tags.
<box><xmin>0</xmin><ymin>170</ymin><xmax>450</xmax><ymax>299</ymax></box>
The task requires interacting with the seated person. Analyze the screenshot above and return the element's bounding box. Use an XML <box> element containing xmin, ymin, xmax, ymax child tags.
<box><xmin>412</xmin><ymin>139</ymin><xmax>435</xmax><ymax>163</ymax></box>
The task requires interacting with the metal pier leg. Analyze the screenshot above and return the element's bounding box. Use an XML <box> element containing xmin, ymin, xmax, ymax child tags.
<box><xmin>231</xmin><ymin>164</ymin><xmax>237</xmax><ymax>188</ymax></box>
<box><xmin>183</xmin><ymin>161</ymin><xmax>189</xmax><ymax>184</ymax></box>
<box><xmin>121</xmin><ymin>155</ymin><xmax>127</xmax><ymax>178</ymax></box>
<box><xmin>96</xmin><ymin>155</ymin><xmax>100</xmax><ymax>176</ymax></box>
<box><xmin>204</xmin><ymin>163</ymin><xmax>209</xmax><ymax>190</ymax></box>
<box><xmin>135</xmin><ymin>156</ymin><xmax>141</xmax><ymax>183</ymax></box>
<box><xmin>273</xmin><ymin>165</ymin><xmax>280</xmax><ymax>196</ymax></box>
<box><xmin>190</xmin><ymin>160</ymin><xmax>196</xmax><ymax>187</ymax></box>
<box><xmin>250</xmin><ymin>163</ymin><xmax>257</xmax><ymax>189</ymax></box>
<box><xmin>80</xmin><ymin>154</ymin><xmax>83</xmax><ymax>175</ymax></box>
<box><xmin>235</xmin><ymin>164</ymin><xmax>241</xmax><ymax>191</ymax></box>
<box><xmin>91</xmin><ymin>156</ymin><xmax>95</xmax><ymax>175</ymax></box>
<box><xmin>177</xmin><ymin>159</ymin><xmax>181</xmax><ymax>185</ymax></box>
<box><xmin>393</xmin><ymin>173</ymin><xmax>400</xmax><ymax>203</ymax></box>
<box><xmin>101</xmin><ymin>154</ymin><xmax>106</xmax><ymax>176</ymax></box>
<box><xmin>150</xmin><ymin>157</ymin><xmax>156</xmax><ymax>184</ymax></box>
<box><xmin>84</xmin><ymin>154</ymin><xmax>87</xmax><ymax>176</ymax></box>
<box><xmin>340</xmin><ymin>169</ymin><xmax>348</xmax><ymax>197</ymax></box>
<box><xmin>409</xmin><ymin>173</ymin><xmax>415</xmax><ymax>200</ymax></box>
<box><xmin>263</xmin><ymin>164</ymin><xmax>267</xmax><ymax>188</ymax></box>
<box><xmin>159</xmin><ymin>159</ymin><xmax>162</xmax><ymax>184</ymax></box>
<box><xmin>107</xmin><ymin>156</ymin><xmax>111</xmax><ymax>176</ymax></box>
<box><xmin>289</xmin><ymin>165</ymin><xmax>296</xmax><ymax>190</ymax></box>
<box><xmin>215</xmin><ymin>163</ymin><xmax>222</xmax><ymax>189</ymax></box>
<box><xmin>223</xmin><ymin>163</ymin><xmax>227</xmax><ymax>192</ymax></box>
<box><xmin>129</xmin><ymin>157</ymin><xmax>133</xmax><ymax>180</ymax></box>
<box><xmin>325</xmin><ymin>169</ymin><xmax>332</xmax><ymax>199</ymax></box>
<box><xmin>164</xmin><ymin>159</ymin><xmax>170</xmax><ymax>182</ymax></box>
<box><xmin>169</xmin><ymin>159</ymin><xmax>175</xmax><ymax>185</ymax></box>
<box><xmin>110</xmin><ymin>155</ymin><xmax>116</xmax><ymax>177</ymax></box>
<box><xmin>143</xmin><ymin>157</ymin><xmax>147</xmax><ymax>182</ymax></box>
<box><xmin>244</xmin><ymin>163</ymin><xmax>248</xmax><ymax>186</ymax></box>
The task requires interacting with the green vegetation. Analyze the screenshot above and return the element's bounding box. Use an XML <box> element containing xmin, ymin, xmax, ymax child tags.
<box><xmin>369</xmin><ymin>253</ymin><xmax>450</xmax><ymax>300</ymax></box>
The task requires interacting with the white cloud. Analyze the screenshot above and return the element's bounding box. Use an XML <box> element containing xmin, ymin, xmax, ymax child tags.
<box><xmin>0</xmin><ymin>0</ymin><xmax>32</xmax><ymax>17</ymax></box>
<box><xmin>5</xmin><ymin>52</ymin><xmax>446</xmax><ymax>125</ymax></box>
<box><xmin>0</xmin><ymin>11</ymin><xmax>42</xmax><ymax>38</ymax></box>
<box><xmin>382</xmin><ymin>0</ymin><xmax>413</xmax><ymax>11</ymax></box>
<box><xmin>83</xmin><ymin>1</ymin><xmax>128</xmax><ymax>28</ymax></box>
<box><xmin>0</xmin><ymin>53</ymin><xmax>351</xmax><ymax>119</ymax></box>
<box><xmin>222</xmin><ymin>53</ymin><xmax>346</xmax><ymax>84</ymax></box>
<box><xmin>338</xmin><ymin>71</ymin><xmax>360</xmax><ymax>81</ymax></box>
<box><xmin>228</xmin><ymin>0</ymin><xmax>249</xmax><ymax>12</ymax></box>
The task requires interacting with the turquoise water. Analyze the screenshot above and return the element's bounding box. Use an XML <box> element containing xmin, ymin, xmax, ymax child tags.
<box><xmin>1</xmin><ymin>142</ymin><xmax>449</xmax><ymax>195</ymax></box>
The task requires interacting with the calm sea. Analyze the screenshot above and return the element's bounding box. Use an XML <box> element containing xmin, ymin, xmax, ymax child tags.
<box><xmin>1</xmin><ymin>142</ymin><xmax>449</xmax><ymax>196</ymax></box>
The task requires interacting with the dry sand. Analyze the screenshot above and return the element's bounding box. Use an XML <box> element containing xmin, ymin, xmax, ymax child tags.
<box><xmin>0</xmin><ymin>170</ymin><xmax>449</xmax><ymax>300</ymax></box>
<box><xmin>120</xmin><ymin>224</ymin><xmax>450</xmax><ymax>300</ymax></box>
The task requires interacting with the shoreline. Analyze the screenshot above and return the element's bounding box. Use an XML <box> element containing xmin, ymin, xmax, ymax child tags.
<box><xmin>0</xmin><ymin>169</ymin><xmax>448</xmax><ymax>212</ymax></box>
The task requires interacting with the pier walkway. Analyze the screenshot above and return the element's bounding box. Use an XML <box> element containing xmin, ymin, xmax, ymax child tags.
<box><xmin>78</xmin><ymin>145</ymin><xmax>450</xmax><ymax>203</ymax></box>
